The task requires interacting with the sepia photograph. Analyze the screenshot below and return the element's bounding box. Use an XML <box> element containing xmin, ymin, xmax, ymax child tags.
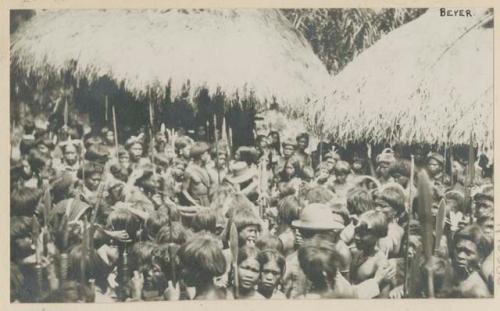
<box><xmin>8</xmin><ymin>6</ymin><xmax>494</xmax><ymax>303</ymax></box>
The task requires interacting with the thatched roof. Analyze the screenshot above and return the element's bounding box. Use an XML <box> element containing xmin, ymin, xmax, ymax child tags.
<box><xmin>11</xmin><ymin>9</ymin><xmax>332</xmax><ymax>113</ymax></box>
<box><xmin>307</xmin><ymin>8</ymin><xmax>493</xmax><ymax>149</ymax></box>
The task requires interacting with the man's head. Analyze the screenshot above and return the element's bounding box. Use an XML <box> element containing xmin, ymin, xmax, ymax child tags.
<box><xmin>189</xmin><ymin>142</ymin><xmax>211</xmax><ymax>164</ymax></box>
<box><xmin>61</xmin><ymin>142</ymin><xmax>80</xmax><ymax>166</ymax></box>
<box><xmin>374</xmin><ymin>184</ymin><xmax>406</xmax><ymax>220</ymax></box>
<box><xmin>282</xmin><ymin>138</ymin><xmax>296</xmax><ymax>158</ymax></box>
<box><xmin>296</xmin><ymin>133</ymin><xmax>309</xmax><ymax>151</ymax></box>
<box><xmin>388</xmin><ymin>160</ymin><xmax>411</xmax><ymax>188</ymax></box>
<box><xmin>473</xmin><ymin>185</ymin><xmax>494</xmax><ymax>220</ymax></box>
<box><xmin>427</xmin><ymin>153</ymin><xmax>444</xmax><ymax>177</ymax></box>
<box><xmin>334</xmin><ymin>161</ymin><xmax>351</xmax><ymax>184</ymax></box>
<box><xmin>376</xmin><ymin>148</ymin><xmax>396</xmax><ymax>180</ymax></box>
<box><xmin>453</xmin><ymin>225</ymin><xmax>492</xmax><ymax>276</ymax></box>
<box><xmin>354</xmin><ymin>210</ymin><xmax>388</xmax><ymax>252</ymax></box>
<box><xmin>77</xmin><ymin>162</ymin><xmax>104</xmax><ymax>192</ymax></box>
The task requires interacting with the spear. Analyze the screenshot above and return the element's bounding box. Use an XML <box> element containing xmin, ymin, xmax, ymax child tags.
<box><xmin>442</xmin><ymin>143</ymin><xmax>446</xmax><ymax>185</ymax></box>
<box><xmin>104</xmin><ymin>95</ymin><xmax>109</xmax><ymax>122</ymax></box>
<box><xmin>64</xmin><ymin>99</ymin><xmax>69</xmax><ymax>129</ymax></box>
<box><xmin>31</xmin><ymin>215</ymin><xmax>43</xmax><ymax>300</ymax></box>
<box><xmin>59</xmin><ymin>214</ymin><xmax>69</xmax><ymax>282</ymax></box>
<box><xmin>449</xmin><ymin>145</ymin><xmax>454</xmax><ymax>185</ymax></box>
<box><xmin>222</xmin><ymin>116</ymin><xmax>231</xmax><ymax>168</ymax></box>
<box><xmin>80</xmin><ymin>216</ymin><xmax>89</xmax><ymax>300</ymax></box>
<box><xmin>403</xmin><ymin>155</ymin><xmax>414</xmax><ymax>296</ymax></box>
<box><xmin>112</xmin><ymin>104</ymin><xmax>119</xmax><ymax>160</ymax></box>
<box><xmin>149</xmin><ymin>101</ymin><xmax>156</xmax><ymax>166</ymax></box>
<box><xmin>466</xmin><ymin>133</ymin><xmax>475</xmax><ymax>222</ymax></box>
<box><xmin>214</xmin><ymin>115</ymin><xmax>220</xmax><ymax>184</ymax></box>
<box><xmin>434</xmin><ymin>199</ymin><xmax>446</xmax><ymax>254</ymax></box>
<box><xmin>417</xmin><ymin>170</ymin><xmax>435</xmax><ymax>298</ymax></box>
<box><xmin>229</xmin><ymin>223</ymin><xmax>239</xmax><ymax>299</ymax></box>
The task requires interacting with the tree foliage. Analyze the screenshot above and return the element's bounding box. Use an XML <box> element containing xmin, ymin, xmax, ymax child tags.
<box><xmin>281</xmin><ymin>8</ymin><xmax>427</xmax><ymax>74</ymax></box>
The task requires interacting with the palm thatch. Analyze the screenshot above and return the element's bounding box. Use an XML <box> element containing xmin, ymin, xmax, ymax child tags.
<box><xmin>11</xmin><ymin>9</ymin><xmax>332</xmax><ymax>114</ymax></box>
<box><xmin>308</xmin><ymin>8</ymin><xmax>493</xmax><ymax>149</ymax></box>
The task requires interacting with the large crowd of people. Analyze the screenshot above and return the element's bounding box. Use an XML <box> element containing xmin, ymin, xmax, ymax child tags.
<box><xmin>10</xmin><ymin>115</ymin><xmax>494</xmax><ymax>302</ymax></box>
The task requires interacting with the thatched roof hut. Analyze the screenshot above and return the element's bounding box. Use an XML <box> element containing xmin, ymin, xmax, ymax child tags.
<box><xmin>307</xmin><ymin>8</ymin><xmax>493</xmax><ymax>149</ymax></box>
<box><xmin>11</xmin><ymin>9</ymin><xmax>332</xmax><ymax>115</ymax></box>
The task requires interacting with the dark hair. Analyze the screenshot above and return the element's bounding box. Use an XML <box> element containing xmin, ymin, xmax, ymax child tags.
<box><xmin>305</xmin><ymin>186</ymin><xmax>335</xmax><ymax>204</ymax></box>
<box><xmin>257</xmin><ymin>248</ymin><xmax>286</xmax><ymax>276</ymax></box>
<box><xmin>277</xmin><ymin>195</ymin><xmax>301</xmax><ymax>226</ymax></box>
<box><xmin>177</xmin><ymin>234</ymin><xmax>226</xmax><ymax>279</ymax></box>
<box><xmin>444</xmin><ymin>191</ymin><xmax>465</xmax><ymax>213</ymax></box>
<box><xmin>156</xmin><ymin>222</ymin><xmax>192</xmax><ymax>245</ymax></box>
<box><xmin>77</xmin><ymin>161</ymin><xmax>104</xmax><ymax>180</ymax></box>
<box><xmin>346</xmin><ymin>187</ymin><xmax>375</xmax><ymax>216</ymax></box>
<box><xmin>20</xmin><ymin>139</ymin><xmax>36</xmax><ymax>156</ymax></box>
<box><xmin>256</xmin><ymin>235</ymin><xmax>284</xmax><ymax>254</ymax></box>
<box><xmin>358</xmin><ymin>210</ymin><xmax>389</xmax><ymax>238</ymax></box>
<box><xmin>298</xmin><ymin>236</ymin><xmax>339</xmax><ymax>290</ymax></box>
<box><xmin>388</xmin><ymin>160</ymin><xmax>411</xmax><ymax>178</ymax></box>
<box><xmin>129</xmin><ymin>241</ymin><xmax>159</xmax><ymax>272</ymax></box>
<box><xmin>109</xmin><ymin>163</ymin><xmax>131</xmax><ymax>182</ymax></box>
<box><xmin>106</xmin><ymin>207</ymin><xmax>141</xmax><ymax>241</ymax></box>
<box><xmin>377</xmin><ymin>185</ymin><xmax>406</xmax><ymax>216</ymax></box>
<box><xmin>28</xmin><ymin>148</ymin><xmax>50</xmax><ymax>174</ymax></box>
<box><xmin>85</xmin><ymin>144</ymin><xmax>109</xmax><ymax>164</ymax></box>
<box><xmin>11</xmin><ymin>187</ymin><xmax>43</xmax><ymax>217</ymax></box>
<box><xmin>146</xmin><ymin>209</ymin><xmax>170</xmax><ymax>240</ymax></box>
<box><xmin>191</xmin><ymin>208</ymin><xmax>217</xmax><ymax>234</ymax></box>
<box><xmin>237</xmin><ymin>245</ymin><xmax>260</xmax><ymax>265</ymax></box>
<box><xmin>229</xmin><ymin>207</ymin><xmax>261</xmax><ymax>235</ymax></box>
<box><xmin>454</xmin><ymin>224</ymin><xmax>493</xmax><ymax>259</ymax></box>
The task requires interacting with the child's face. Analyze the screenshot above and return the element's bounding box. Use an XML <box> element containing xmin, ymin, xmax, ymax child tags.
<box><xmin>239</xmin><ymin>225</ymin><xmax>259</xmax><ymax>246</ymax></box>
<box><xmin>259</xmin><ymin>259</ymin><xmax>281</xmax><ymax>291</ymax></box>
<box><xmin>238</xmin><ymin>257</ymin><xmax>260</xmax><ymax>290</ymax></box>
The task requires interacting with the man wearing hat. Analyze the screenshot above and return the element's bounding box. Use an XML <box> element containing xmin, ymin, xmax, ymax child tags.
<box><xmin>473</xmin><ymin>184</ymin><xmax>493</xmax><ymax>223</ymax></box>
<box><xmin>181</xmin><ymin>142</ymin><xmax>213</xmax><ymax>206</ymax></box>
<box><xmin>282</xmin><ymin>203</ymin><xmax>345</xmax><ymax>298</ymax></box>
<box><xmin>427</xmin><ymin>152</ymin><xmax>451</xmax><ymax>187</ymax></box>
<box><xmin>225</xmin><ymin>161</ymin><xmax>258</xmax><ymax>197</ymax></box>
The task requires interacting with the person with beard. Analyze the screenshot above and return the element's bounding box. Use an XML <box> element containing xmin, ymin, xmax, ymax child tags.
<box><xmin>182</xmin><ymin>142</ymin><xmax>213</xmax><ymax>206</ymax></box>
<box><xmin>257</xmin><ymin>249</ymin><xmax>286</xmax><ymax>299</ymax></box>
<box><xmin>451</xmin><ymin>225</ymin><xmax>492</xmax><ymax>297</ymax></box>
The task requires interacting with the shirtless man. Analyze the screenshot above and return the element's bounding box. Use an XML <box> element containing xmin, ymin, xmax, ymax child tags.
<box><xmin>351</xmin><ymin>210</ymin><xmax>392</xmax><ymax>293</ymax></box>
<box><xmin>451</xmin><ymin>225</ymin><xmax>492</xmax><ymax>297</ymax></box>
<box><xmin>182</xmin><ymin>142</ymin><xmax>213</xmax><ymax>206</ymax></box>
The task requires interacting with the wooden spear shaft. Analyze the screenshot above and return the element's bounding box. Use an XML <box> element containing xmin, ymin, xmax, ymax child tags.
<box><xmin>403</xmin><ymin>155</ymin><xmax>414</xmax><ymax>296</ymax></box>
<box><xmin>214</xmin><ymin>115</ymin><xmax>220</xmax><ymax>184</ymax></box>
<box><xmin>112</xmin><ymin>104</ymin><xmax>119</xmax><ymax>160</ymax></box>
